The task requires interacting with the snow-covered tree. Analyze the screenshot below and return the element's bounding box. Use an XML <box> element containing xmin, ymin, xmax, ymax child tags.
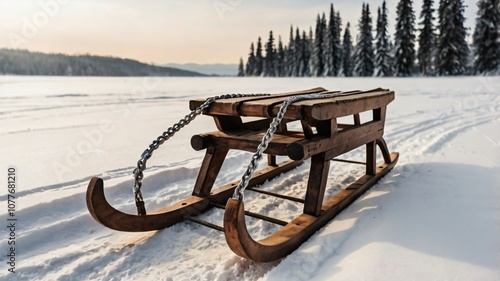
<box><xmin>437</xmin><ymin>0</ymin><xmax>469</xmax><ymax>75</ymax></box>
<box><xmin>312</xmin><ymin>13</ymin><xmax>327</xmax><ymax>76</ymax></box>
<box><xmin>418</xmin><ymin>0</ymin><xmax>436</xmax><ymax>75</ymax></box>
<box><xmin>293</xmin><ymin>28</ymin><xmax>303</xmax><ymax>76</ymax></box>
<box><xmin>286</xmin><ymin>26</ymin><xmax>296</xmax><ymax>76</ymax></box>
<box><xmin>245</xmin><ymin>42</ymin><xmax>255</xmax><ymax>76</ymax></box>
<box><xmin>300</xmin><ymin>30</ymin><xmax>311</xmax><ymax>76</ymax></box>
<box><xmin>473</xmin><ymin>0</ymin><xmax>500</xmax><ymax>74</ymax></box>
<box><xmin>237</xmin><ymin>57</ymin><xmax>245</xmax><ymax>76</ymax></box>
<box><xmin>375</xmin><ymin>1</ymin><xmax>392</xmax><ymax>76</ymax></box>
<box><xmin>341</xmin><ymin>22</ymin><xmax>354</xmax><ymax>77</ymax></box>
<box><xmin>254</xmin><ymin>37</ymin><xmax>264</xmax><ymax>76</ymax></box>
<box><xmin>324</xmin><ymin>4</ymin><xmax>342</xmax><ymax>76</ymax></box>
<box><xmin>394</xmin><ymin>0</ymin><xmax>416</xmax><ymax>76</ymax></box>
<box><xmin>354</xmin><ymin>3</ymin><xmax>375</xmax><ymax>77</ymax></box>
<box><xmin>264</xmin><ymin>31</ymin><xmax>275</xmax><ymax>76</ymax></box>
<box><xmin>307</xmin><ymin>27</ymin><xmax>315</xmax><ymax>76</ymax></box>
<box><xmin>275</xmin><ymin>36</ymin><xmax>286</xmax><ymax>76</ymax></box>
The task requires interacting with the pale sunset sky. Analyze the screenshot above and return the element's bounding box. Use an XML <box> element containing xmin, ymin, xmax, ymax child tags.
<box><xmin>0</xmin><ymin>0</ymin><xmax>478</xmax><ymax>64</ymax></box>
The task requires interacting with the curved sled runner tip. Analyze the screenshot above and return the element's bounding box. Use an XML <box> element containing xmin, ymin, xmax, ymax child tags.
<box><xmin>86</xmin><ymin>177</ymin><xmax>210</xmax><ymax>232</ymax></box>
<box><xmin>224</xmin><ymin>152</ymin><xmax>399</xmax><ymax>262</ymax></box>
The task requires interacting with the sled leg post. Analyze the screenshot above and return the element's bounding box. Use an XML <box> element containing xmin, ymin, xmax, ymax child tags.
<box><xmin>267</xmin><ymin>155</ymin><xmax>277</xmax><ymax>167</ymax></box>
<box><xmin>192</xmin><ymin>146</ymin><xmax>229</xmax><ymax>197</ymax></box>
<box><xmin>304</xmin><ymin>152</ymin><xmax>330</xmax><ymax>216</ymax></box>
<box><xmin>366</xmin><ymin>141</ymin><xmax>377</xmax><ymax>176</ymax></box>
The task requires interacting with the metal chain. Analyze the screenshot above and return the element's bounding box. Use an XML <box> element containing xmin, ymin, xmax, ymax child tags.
<box><xmin>132</xmin><ymin>93</ymin><xmax>270</xmax><ymax>215</ymax></box>
<box><xmin>232</xmin><ymin>92</ymin><xmax>342</xmax><ymax>200</ymax></box>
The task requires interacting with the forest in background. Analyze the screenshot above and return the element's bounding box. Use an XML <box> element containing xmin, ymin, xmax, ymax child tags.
<box><xmin>238</xmin><ymin>0</ymin><xmax>500</xmax><ymax>77</ymax></box>
<box><xmin>0</xmin><ymin>49</ymin><xmax>204</xmax><ymax>77</ymax></box>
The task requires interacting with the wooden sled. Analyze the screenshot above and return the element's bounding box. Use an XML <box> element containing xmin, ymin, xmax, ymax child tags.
<box><xmin>86</xmin><ymin>87</ymin><xmax>398</xmax><ymax>261</ymax></box>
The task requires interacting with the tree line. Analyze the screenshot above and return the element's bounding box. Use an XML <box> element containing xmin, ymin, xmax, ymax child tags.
<box><xmin>238</xmin><ymin>0</ymin><xmax>500</xmax><ymax>77</ymax></box>
<box><xmin>0</xmin><ymin>49</ymin><xmax>204</xmax><ymax>77</ymax></box>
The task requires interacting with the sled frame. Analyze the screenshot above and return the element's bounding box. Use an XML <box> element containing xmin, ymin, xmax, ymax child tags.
<box><xmin>86</xmin><ymin>87</ymin><xmax>398</xmax><ymax>262</ymax></box>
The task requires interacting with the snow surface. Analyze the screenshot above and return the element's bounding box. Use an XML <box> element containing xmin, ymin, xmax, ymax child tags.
<box><xmin>0</xmin><ymin>76</ymin><xmax>499</xmax><ymax>280</ymax></box>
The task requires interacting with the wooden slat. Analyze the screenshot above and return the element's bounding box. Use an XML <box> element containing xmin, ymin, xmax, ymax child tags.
<box><xmin>301</xmin><ymin>90</ymin><xmax>394</xmax><ymax>120</ymax></box>
<box><xmin>189</xmin><ymin>88</ymin><xmax>327</xmax><ymax>116</ymax></box>
<box><xmin>238</xmin><ymin>90</ymin><xmax>333</xmax><ymax>118</ymax></box>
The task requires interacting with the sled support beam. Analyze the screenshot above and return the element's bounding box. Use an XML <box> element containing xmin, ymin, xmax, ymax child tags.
<box><xmin>212</xmin><ymin>203</ymin><xmax>288</xmax><ymax>226</ymax></box>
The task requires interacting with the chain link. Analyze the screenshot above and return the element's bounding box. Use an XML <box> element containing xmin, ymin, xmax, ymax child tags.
<box><xmin>132</xmin><ymin>93</ymin><xmax>270</xmax><ymax>215</ymax></box>
<box><xmin>232</xmin><ymin>92</ymin><xmax>342</xmax><ymax>200</ymax></box>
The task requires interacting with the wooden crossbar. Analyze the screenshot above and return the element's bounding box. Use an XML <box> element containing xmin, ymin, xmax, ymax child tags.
<box><xmin>212</xmin><ymin>203</ymin><xmax>289</xmax><ymax>226</ymax></box>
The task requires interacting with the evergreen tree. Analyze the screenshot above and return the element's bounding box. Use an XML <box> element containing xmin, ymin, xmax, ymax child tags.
<box><xmin>294</xmin><ymin>28</ymin><xmax>303</xmax><ymax>76</ymax></box>
<box><xmin>312</xmin><ymin>13</ymin><xmax>327</xmax><ymax>76</ymax></box>
<box><xmin>418</xmin><ymin>0</ymin><xmax>436</xmax><ymax>75</ymax></box>
<box><xmin>342</xmin><ymin>22</ymin><xmax>354</xmax><ymax>77</ymax></box>
<box><xmin>375</xmin><ymin>1</ymin><xmax>392</xmax><ymax>76</ymax></box>
<box><xmin>473</xmin><ymin>0</ymin><xmax>500</xmax><ymax>74</ymax></box>
<box><xmin>324</xmin><ymin>4</ymin><xmax>343</xmax><ymax>76</ymax></box>
<box><xmin>245</xmin><ymin>42</ymin><xmax>255</xmax><ymax>76</ymax></box>
<box><xmin>335</xmin><ymin>11</ymin><xmax>343</xmax><ymax>74</ymax></box>
<box><xmin>264</xmin><ymin>31</ymin><xmax>276</xmax><ymax>76</ymax></box>
<box><xmin>275</xmin><ymin>36</ymin><xmax>286</xmax><ymax>76</ymax></box>
<box><xmin>286</xmin><ymin>25</ymin><xmax>296</xmax><ymax>76</ymax></box>
<box><xmin>394</xmin><ymin>0</ymin><xmax>416</xmax><ymax>76</ymax></box>
<box><xmin>308</xmin><ymin>27</ymin><xmax>315</xmax><ymax>76</ymax></box>
<box><xmin>437</xmin><ymin>0</ymin><xmax>469</xmax><ymax>75</ymax></box>
<box><xmin>237</xmin><ymin>57</ymin><xmax>245</xmax><ymax>76</ymax></box>
<box><xmin>301</xmin><ymin>30</ymin><xmax>311</xmax><ymax>76</ymax></box>
<box><xmin>354</xmin><ymin>3</ymin><xmax>375</xmax><ymax>76</ymax></box>
<box><xmin>254</xmin><ymin>37</ymin><xmax>264</xmax><ymax>76</ymax></box>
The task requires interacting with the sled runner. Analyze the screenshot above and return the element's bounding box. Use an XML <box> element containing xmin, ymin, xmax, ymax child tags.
<box><xmin>86</xmin><ymin>87</ymin><xmax>399</xmax><ymax>261</ymax></box>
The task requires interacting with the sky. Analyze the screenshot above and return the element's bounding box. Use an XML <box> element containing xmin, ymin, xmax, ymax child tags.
<box><xmin>0</xmin><ymin>0</ymin><xmax>478</xmax><ymax>65</ymax></box>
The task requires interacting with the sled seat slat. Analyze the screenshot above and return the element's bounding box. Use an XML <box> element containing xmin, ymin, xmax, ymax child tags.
<box><xmin>190</xmin><ymin>88</ymin><xmax>394</xmax><ymax>121</ymax></box>
<box><xmin>189</xmin><ymin>87</ymin><xmax>327</xmax><ymax>116</ymax></box>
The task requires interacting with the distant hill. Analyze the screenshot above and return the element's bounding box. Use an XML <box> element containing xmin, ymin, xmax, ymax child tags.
<box><xmin>163</xmin><ymin>63</ymin><xmax>238</xmax><ymax>76</ymax></box>
<box><xmin>0</xmin><ymin>49</ymin><xmax>205</xmax><ymax>77</ymax></box>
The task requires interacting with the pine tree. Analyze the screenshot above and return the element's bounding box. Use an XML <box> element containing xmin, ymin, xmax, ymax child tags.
<box><xmin>312</xmin><ymin>13</ymin><xmax>327</xmax><ymax>76</ymax></box>
<box><xmin>301</xmin><ymin>30</ymin><xmax>311</xmax><ymax>76</ymax></box>
<box><xmin>375</xmin><ymin>1</ymin><xmax>392</xmax><ymax>76</ymax></box>
<box><xmin>245</xmin><ymin>42</ymin><xmax>255</xmax><ymax>76</ymax></box>
<box><xmin>294</xmin><ymin>28</ymin><xmax>303</xmax><ymax>76</ymax></box>
<box><xmin>335</xmin><ymin>11</ymin><xmax>343</xmax><ymax>75</ymax></box>
<box><xmin>237</xmin><ymin>57</ymin><xmax>245</xmax><ymax>76</ymax></box>
<box><xmin>264</xmin><ymin>31</ymin><xmax>276</xmax><ymax>76</ymax></box>
<box><xmin>437</xmin><ymin>0</ymin><xmax>469</xmax><ymax>75</ymax></box>
<box><xmin>473</xmin><ymin>0</ymin><xmax>500</xmax><ymax>74</ymax></box>
<box><xmin>308</xmin><ymin>27</ymin><xmax>315</xmax><ymax>76</ymax></box>
<box><xmin>394</xmin><ymin>0</ymin><xmax>416</xmax><ymax>76</ymax></box>
<box><xmin>286</xmin><ymin>25</ymin><xmax>295</xmax><ymax>76</ymax></box>
<box><xmin>354</xmin><ymin>3</ymin><xmax>375</xmax><ymax>77</ymax></box>
<box><xmin>418</xmin><ymin>0</ymin><xmax>436</xmax><ymax>75</ymax></box>
<box><xmin>275</xmin><ymin>36</ymin><xmax>286</xmax><ymax>76</ymax></box>
<box><xmin>342</xmin><ymin>22</ymin><xmax>354</xmax><ymax>77</ymax></box>
<box><xmin>324</xmin><ymin>4</ymin><xmax>343</xmax><ymax>76</ymax></box>
<box><xmin>254</xmin><ymin>37</ymin><xmax>264</xmax><ymax>76</ymax></box>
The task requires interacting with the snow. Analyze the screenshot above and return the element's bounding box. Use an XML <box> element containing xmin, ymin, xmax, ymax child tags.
<box><xmin>0</xmin><ymin>76</ymin><xmax>499</xmax><ymax>280</ymax></box>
